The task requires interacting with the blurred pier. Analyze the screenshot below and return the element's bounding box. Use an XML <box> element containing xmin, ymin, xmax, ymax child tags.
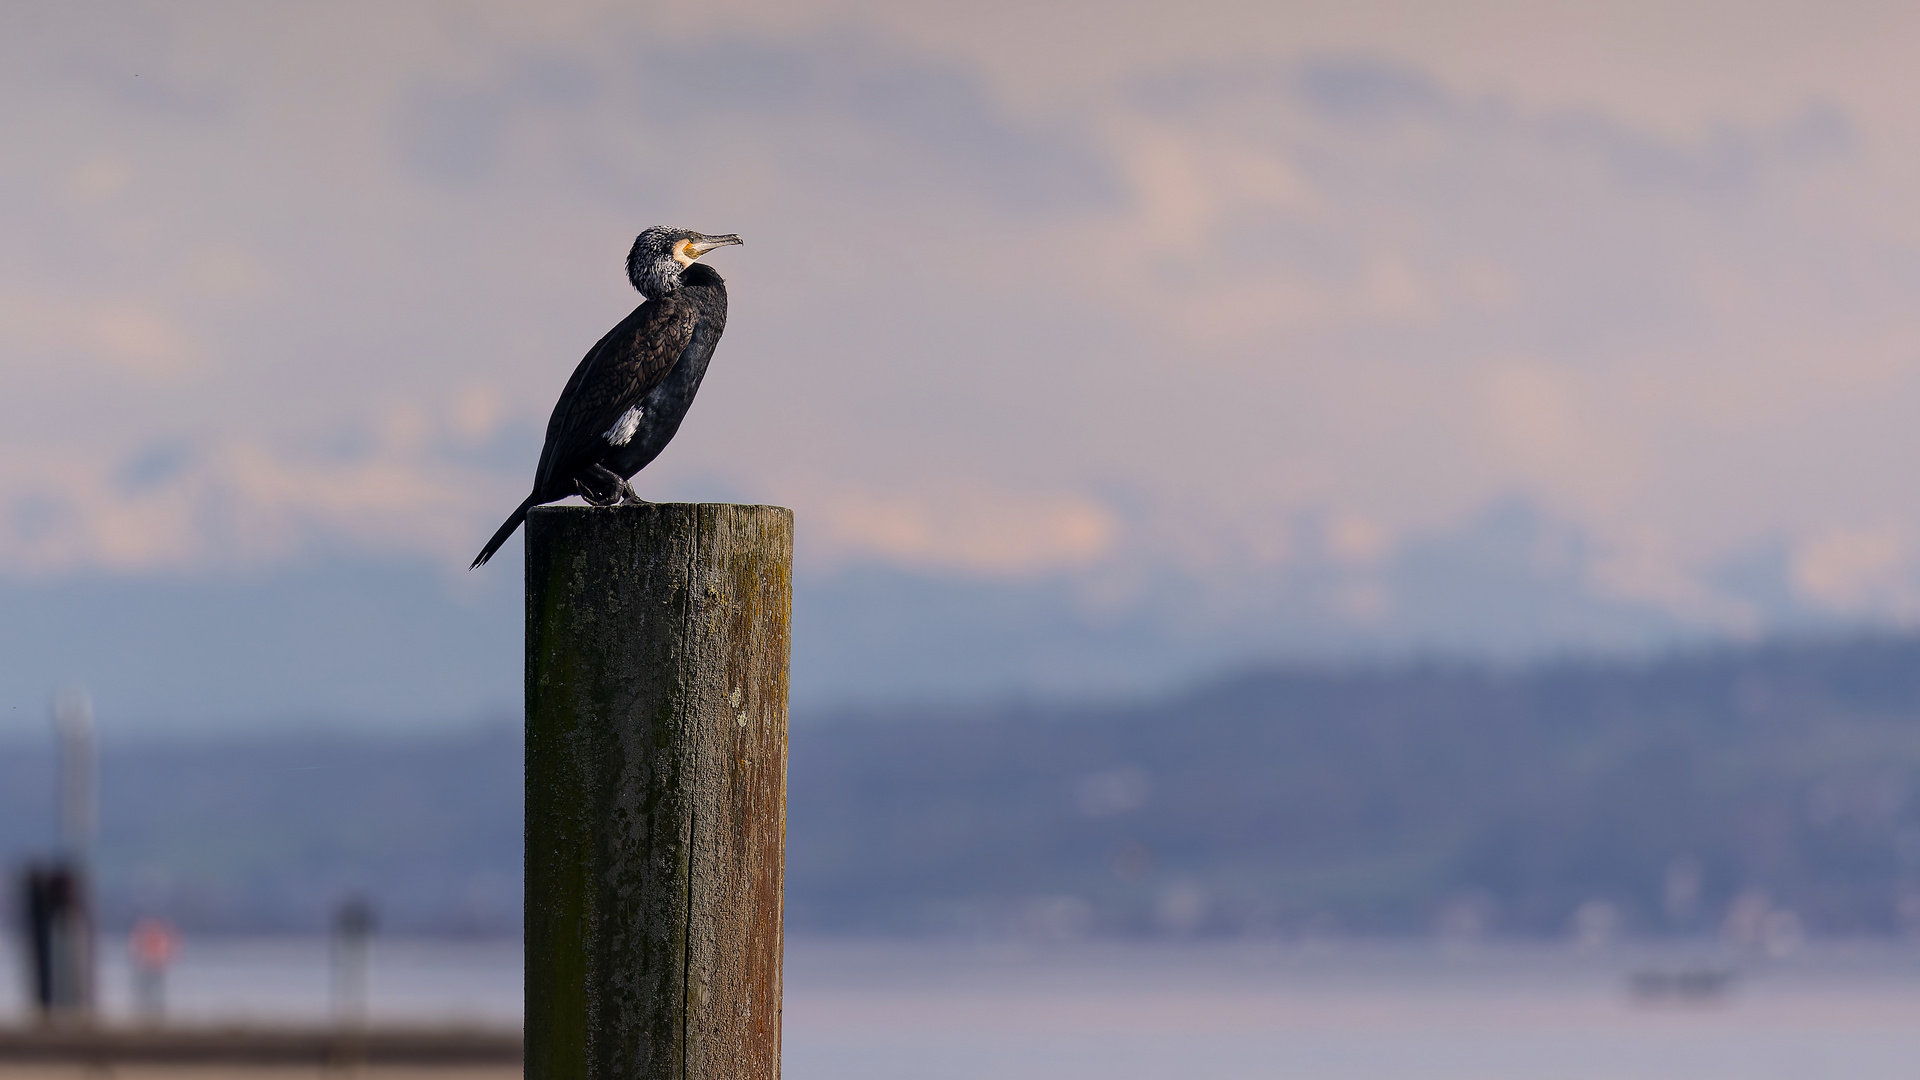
<box><xmin>0</xmin><ymin>1023</ymin><xmax>519</xmax><ymax>1068</ymax></box>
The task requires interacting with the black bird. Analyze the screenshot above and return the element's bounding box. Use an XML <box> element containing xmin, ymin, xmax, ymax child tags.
<box><xmin>470</xmin><ymin>226</ymin><xmax>742</xmax><ymax>569</ymax></box>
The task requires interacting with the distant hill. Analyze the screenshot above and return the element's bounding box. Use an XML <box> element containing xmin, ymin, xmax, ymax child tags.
<box><xmin>0</xmin><ymin>726</ymin><xmax>523</xmax><ymax>935</ymax></box>
<box><xmin>792</xmin><ymin>634</ymin><xmax>1920</xmax><ymax>937</ymax></box>
<box><xmin>8</xmin><ymin>634</ymin><xmax>1920</xmax><ymax>938</ymax></box>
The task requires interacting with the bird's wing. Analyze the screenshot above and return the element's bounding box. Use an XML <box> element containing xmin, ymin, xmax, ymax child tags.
<box><xmin>533</xmin><ymin>293</ymin><xmax>701</xmax><ymax>495</ymax></box>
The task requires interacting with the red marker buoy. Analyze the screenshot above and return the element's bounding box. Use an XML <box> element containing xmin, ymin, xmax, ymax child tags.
<box><xmin>128</xmin><ymin>918</ymin><xmax>178</xmax><ymax>1021</ymax></box>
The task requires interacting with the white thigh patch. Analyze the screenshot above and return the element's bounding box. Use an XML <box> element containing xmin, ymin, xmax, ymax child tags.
<box><xmin>604</xmin><ymin>404</ymin><xmax>644</xmax><ymax>446</ymax></box>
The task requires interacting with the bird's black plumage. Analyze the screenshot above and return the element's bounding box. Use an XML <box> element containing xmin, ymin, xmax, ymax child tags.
<box><xmin>470</xmin><ymin>226</ymin><xmax>740</xmax><ymax>569</ymax></box>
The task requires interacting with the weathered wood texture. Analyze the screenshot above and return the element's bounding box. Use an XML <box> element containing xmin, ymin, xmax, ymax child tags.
<box><xmin>525</xmin><ymin>504</ymin><xmax>791</xmax><ymax>1080</ymax></box>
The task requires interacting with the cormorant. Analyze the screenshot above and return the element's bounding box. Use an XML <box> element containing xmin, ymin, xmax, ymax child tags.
<box><xmin>469</xmin><ymin>226</ymin><xmax>742</xmax><ymax>569</ymax></box>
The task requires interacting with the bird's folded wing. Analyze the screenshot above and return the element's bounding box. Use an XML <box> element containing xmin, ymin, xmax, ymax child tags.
<box><xmin>533</xmin><ymin>293</ymin><xmax>701</xmax><ymax>495</ymax></box>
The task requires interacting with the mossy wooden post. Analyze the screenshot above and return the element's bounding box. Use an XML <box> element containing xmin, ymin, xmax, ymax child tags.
<box><xmin>525</xmin><ymin>503</ymin><xmax>791</xmax><ymax>1080</ymax></box>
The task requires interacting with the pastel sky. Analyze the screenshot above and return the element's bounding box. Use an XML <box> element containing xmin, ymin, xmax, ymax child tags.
<box><xmin>8</xmin><ymin>1</ymin><xmax>1920</xmax><ymax>726</ymax></box>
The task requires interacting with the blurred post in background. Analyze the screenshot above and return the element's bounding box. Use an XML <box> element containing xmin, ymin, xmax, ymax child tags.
<box><xmin>20</xmin><ymin>863</ymin><xmax>88</xmax><ymax>1021</ymax></box>
<box><xmin>524</xmin><ymin>504</ymin><xmax>792</xmax><ymax>1080</ymax></box>
<box><xmin>18</xmin><ymin>686</ymin><xmax>97</xmax><ymax>1023</ymax></box>
<box><xmin>57</xmin><ymin>685</ymin><xmax>95</xmax><ymax>862</ymax></box>
<box><xmin>331</xmin><ymin>895</ymin><xmax>376</xmax><ymax>1027</ymax></box>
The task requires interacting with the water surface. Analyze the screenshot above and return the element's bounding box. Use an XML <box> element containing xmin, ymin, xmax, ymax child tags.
<box><xmin>8</xmin><ymin>937</ymin><xmax>1920</xmax><ymax>1079</ymax></box>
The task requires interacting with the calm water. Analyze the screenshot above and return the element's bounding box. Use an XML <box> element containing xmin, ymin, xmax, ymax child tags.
<box><xmin>8</xmin><ymin>937</ymin><xmax>1920</xmax><ymax>1079</ymax></box>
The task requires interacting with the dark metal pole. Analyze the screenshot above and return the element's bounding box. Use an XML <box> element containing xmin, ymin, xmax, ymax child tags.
<box><xmin>525</xmin><ymin>503</ymin><xmax>791</xmax><ymax>1080</ymax></box>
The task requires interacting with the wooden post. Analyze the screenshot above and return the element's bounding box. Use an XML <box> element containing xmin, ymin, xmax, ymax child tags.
<box><xmin>524</xmin><ymin>503</ymin><xmax>792</xmax><ymax>1080</ymax></box>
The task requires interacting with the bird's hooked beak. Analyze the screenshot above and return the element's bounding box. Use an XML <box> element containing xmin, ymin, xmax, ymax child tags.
<box><xmin>686</xmin><ymin>234</ymin><xmax>743</xmax><ymax>259</ymax></box>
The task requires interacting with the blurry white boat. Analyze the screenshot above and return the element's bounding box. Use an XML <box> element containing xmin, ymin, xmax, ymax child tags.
<box><xmin>1628</xmin><ymin>963</ymin><xmax>1736</xmax><ymax>1001</ymax></box>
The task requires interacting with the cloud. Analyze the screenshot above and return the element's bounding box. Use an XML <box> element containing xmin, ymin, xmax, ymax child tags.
<box><xmin>1792</xmin><ymin>528</ymin><xmax>1917</xmax><ymax>616</ymax></box>
<box><xmin>0</xmin><ymin>411</ymin><xmax>513</xmax><ymax>576</ymax></box>
<box><xmin>806</xmin><ymin>486</ymin><xmax>1118</xmax><ymax>577</ymax></box>
<box><xmin>9</xmin><ymin>2</ymin><xmax>1920</xmax><ymax>668</ymax></box>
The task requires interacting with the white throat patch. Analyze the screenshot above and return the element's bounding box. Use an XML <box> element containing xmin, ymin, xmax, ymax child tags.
<box><xmin>605</xmin><ymin>404</ymin><xmax>644</xmax><ymax>446</ymax></box>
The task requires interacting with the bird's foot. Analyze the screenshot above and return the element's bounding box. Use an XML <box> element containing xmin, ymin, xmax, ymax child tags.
<box><xmin>617</xmin><ymin>482</ymin><xmax>651</xmax><ymax>505</ymax></box>
<box><xmin>575</xmin><ymin>477</ymin><xmax>622</xmax><ymax>507</ymax></box>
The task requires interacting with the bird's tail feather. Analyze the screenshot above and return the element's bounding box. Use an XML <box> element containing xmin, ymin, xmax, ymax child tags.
<box><xmin>471</xmin><ymin>494</ymin><xmax>538</xmax><ymax>570</ymax></box>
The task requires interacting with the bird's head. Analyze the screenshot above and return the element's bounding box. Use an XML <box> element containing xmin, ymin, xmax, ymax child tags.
<box><xmin>627</xmin><ymin>226</ymin><xmax>743</xmax><ymax>298</ymax></box>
